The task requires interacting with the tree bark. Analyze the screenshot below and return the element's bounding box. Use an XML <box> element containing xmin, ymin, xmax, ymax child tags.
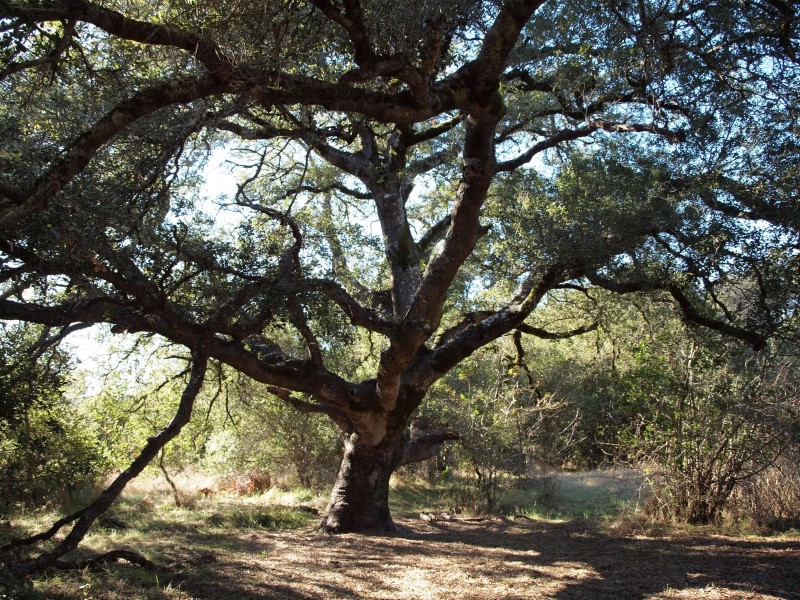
<box><xmin>321</xmin><ymin>433</ymin><xmax>404</xmax><ymax>533</ymax></box>
<box><xmin>320</xmin><ymin>425</ymin><xmax>460</xmax><ymax>532</ymax></box>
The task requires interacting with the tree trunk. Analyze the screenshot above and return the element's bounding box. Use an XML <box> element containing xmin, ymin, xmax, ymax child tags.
<box><xmin>320</xmin><ymin>433</ymin><xmax>402</xmax><ymax>533</ymax></box>
<box><xmin>320</xmin><ymin>428</ymin><xmax>460</xmax><ymax>533</ymax></box>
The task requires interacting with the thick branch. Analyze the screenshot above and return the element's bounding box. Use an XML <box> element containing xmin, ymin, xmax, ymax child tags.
<box><xmin>0</xmin><ymin>75</ymin><xmax>226</xmax><ymax>228</ymax></box>
<box><xmin>469</xmin><ymin>0</ymin><xmax>548</xmax><ymax>99</ymax></box>
<box><xmin>496</xmin><ymin>120</ymin><xmax>684</xmax><ymax>173</ymax></box>
<box><xmin>397</xmin><ymin>430</ymin><xmax>460</xmax><ymax>467</ymax></box>
<box><xmin>417</xmin><ymin>215</ymin><xmax>451</xmax><ymax>256</ymax></box>
<box><xmin>516</xmin><ymin>321</ymin><xmax>599</xmax><ymax>339</ymax></box>
<box><xmin>374</xmin><ymin>88</ymin><xmax>509</xmax><ymax>407</ymax></box>
<box><xmin>407</xmin><ymin>147</ymin><xmax>459</xmax><ymax>178</ymax></box>
<box><xmin>266</xmin><ymin>386</ymin><xmax>353</xmax><ymax>432</ymax></box>
<box><xmin>406</xmin><ymin>114</ymin><xmax>464</xmax><ymax>145</ymax></box>
<box><xmin>0</xmin><ymin>0</ymin><xmax>232</xmax><ymax>74</ymax></box>
<box><xmin>584</xmin><ymin>273</ymin><xmax>768</xmax><ymax>350</ymax></box>
<box><xmin>5</xmin><ymin>347</ymin><xmax>208</xmax><ymax>578</ymax></box>
<box><xmin>305</xmin><ymin>278</ymin><xmax>394</xmax><ymax>335</ymax></box>
<box><xmin>667</xmin><ymin>284</ymin><xmax>767</xmax><ymax>350</ymax></box>
<box><xmin>419</xmin><ymin>264</ymin><xmax>567</xmax><ymax>384</ymax></box>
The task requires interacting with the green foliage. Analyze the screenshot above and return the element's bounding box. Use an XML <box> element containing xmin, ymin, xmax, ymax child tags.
<box><xmin>419</xmin><ymin>286</ymin><xmax>798</xmax><ymax>526</ymax></box>
<box><xmin>75</xmin><ymin>336</ymin><xmax>226</xmax><ymax>509</ymax></box>
<box><xmin>79</xmin><ymin>338</ymin><xmax>341</xmax><ymax>490</ymax></box>
<box><xmin>422</xmin><ymin>338</ymin><xmax>581</xmax><ymax>511</ymax></box>
<box><xmin>1</xmin><ymin>0</ymin><xmax>798</xmax><ymax>549</ymax></box>
<box><xmin>204</xmin><ymin>373</ymin><xmax>341</xmax><ymax>488</ymax></box>
<box><xmin>503</xmin><ymin>290</ymin><xmax>800</xmax><ymax>525</ymax></box>
<box><xmin>618</xmin><ymin>331</ymin><xmax>798</xmax><ymax>524</ymax></box>
<box><xmin>0</xmin><ymin>325</ymin><xmax>109</xmax><ymax>511</ymax></box>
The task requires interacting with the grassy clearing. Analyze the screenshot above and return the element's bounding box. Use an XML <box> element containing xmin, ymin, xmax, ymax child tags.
<box><xmin>0</xmin><ymin>484</ymin><xmax>324</xmax><ymax>600</ymax></box>
<box><xmin>3</xmin><ymin>471</ymin><xmax>797</xmax><ymax>599</ymax></box>
<box><xmin>390</xmin><ymin>468</ymin><xmax>643</xmax><ymax>522</ymax></box>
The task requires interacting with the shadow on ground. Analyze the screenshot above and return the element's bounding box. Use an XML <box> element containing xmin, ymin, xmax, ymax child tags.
<box><xmin>165</xmin><ymin>518</ymin><xmax>799</xmax><ymax>599</ymax></box>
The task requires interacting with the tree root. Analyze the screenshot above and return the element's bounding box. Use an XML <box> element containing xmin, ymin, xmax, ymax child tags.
<box><xmin>419</xmin><ymin>512</ymin><xmax>493</xmax><ymax>522</ymax></box>
<box><xmin>53</xmin><ymin>549</ymin><xmax>159</xmax><ymax>572</ymax></box>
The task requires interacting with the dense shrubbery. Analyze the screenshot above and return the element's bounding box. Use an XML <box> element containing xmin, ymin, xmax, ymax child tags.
<box><xmin>405</xmin><ymin>292</ymin><xmax>799</xmax><ymax>526</ymax></box>
<box><xmin>203</xmin><ymin>374</ymin><xmax>342</xmax><ymax>490</ymax></box>
<box><xmin>0</xmin><ymin>325</ymin><xmax>109</xmax><ymax>511</ymax></box>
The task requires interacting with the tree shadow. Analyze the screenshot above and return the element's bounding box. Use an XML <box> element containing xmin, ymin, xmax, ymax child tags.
<box><xmin>389</xmin><ymin>518</ymin><xmax>800</xmax><ymax>598</ymax></box>
<box><xmin>10</xmin><ymin>518</ymin><xmax>799</xmax><ymax>599</ymax></box>
<box><xmin>165</xmin><ymin>518</ymin><xmax>800</xmax><ymax>599</ymax></box>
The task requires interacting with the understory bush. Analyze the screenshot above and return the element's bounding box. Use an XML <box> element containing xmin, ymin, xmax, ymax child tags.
<box><xmin>727</xmin><ymin>449</ymin><xmax>800</xmax><ymax>532</ymax></box>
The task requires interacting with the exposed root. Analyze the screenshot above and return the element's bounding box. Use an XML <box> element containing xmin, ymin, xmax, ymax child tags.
<box><xmin>53</xmin><ymin>549</ymin><xmax>160</xmax><ymax>572</ymax></box>
<box><xmin>419</xmin><ymin>513</ymin><xmax>492</xmax><ymax>523</ymax></box>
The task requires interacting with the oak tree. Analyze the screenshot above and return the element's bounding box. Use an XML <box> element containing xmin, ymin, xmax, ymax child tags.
<box><xmin>1</xmin><ymin>0</ymin><xmax>797</xmax><ymax>575</ymax></box>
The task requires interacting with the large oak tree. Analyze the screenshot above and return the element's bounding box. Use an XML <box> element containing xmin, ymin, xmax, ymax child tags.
<box><xmin>1</xmin><ymin>0</ymin><xmax>798</xmax><ymax>576</ymax></box>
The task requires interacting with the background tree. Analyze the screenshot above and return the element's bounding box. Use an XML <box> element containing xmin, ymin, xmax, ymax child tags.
<box><xmin>0</xmin><ymin>0</ymin><xmax>798</xmax><ymax>576</ymax></box>
<box><xmin>0</xmin><ymin>323</ymin><xmax>109</xmax><ymax>510</ymax></box>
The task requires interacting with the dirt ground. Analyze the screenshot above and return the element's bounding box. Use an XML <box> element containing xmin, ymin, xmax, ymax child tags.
<box><xmin>146</xmin><ymin>517</ymin><xmax>800</xmax><ymax>600</ymax></box>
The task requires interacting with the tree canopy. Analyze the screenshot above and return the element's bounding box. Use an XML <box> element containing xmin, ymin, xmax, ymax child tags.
<box><xmin>1</xmin><ymin>0</ymin><xmax>798</xmax><ymax>575</ymax></box>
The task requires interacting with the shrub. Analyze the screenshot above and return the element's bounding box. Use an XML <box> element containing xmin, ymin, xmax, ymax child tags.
<box><xmin>728</xmin><ymin>449</ymin><xmax>800</xmax><ymax>532</ymax></box>
<box><xmin>0</xmin><ymin>325</ymin><xmax>110</xmax><ymax>511</ymax></box>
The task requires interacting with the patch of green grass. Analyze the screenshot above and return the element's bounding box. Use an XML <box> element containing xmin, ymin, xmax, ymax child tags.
<box><xmin>208</xmin><ymin>506</ymin><xmax>312</xmax><ymax>530</ymax></box>
<box><xmin>28</xmin><ymin>566</ymin><xmax>193</xmax><ymax>600</ymax></box>
<box><xmin>3</xmin><ymin>491</ymin><xmax>317</xmax><ymax>600</ymax></box>
<box><xmin>0</xmin><ymin>508</ymin><xmax>66</xmax><ymax>547</ymax></box>
<box><xmin>390</xmin><ymin>479</ymin><xmax>455</xmax><ymax>515</ymax></box>
<box><xmin>87</xmin><ymin>491</ymin><xmax>316</xmax><ymax>536</ymax></box>
<box><xmin>392</xmin><ymin>469</ymin><xmax>644</xmax><ymax>521</ymax></box>
<box><xmin>499</xmin><ymin>471</ymin><xmax>643</xmax><ymax>520</ymax></box>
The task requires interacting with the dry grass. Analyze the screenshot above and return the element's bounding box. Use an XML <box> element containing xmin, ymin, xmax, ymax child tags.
<box><xmin>16</xmin><ymin>517</ymin><xmax>800</xmax><ymax>600</ymax></box>
<box><xmin>4</xmin><ymin>472</ymin><xmax>799</xmax><ymax>599</ymax></box>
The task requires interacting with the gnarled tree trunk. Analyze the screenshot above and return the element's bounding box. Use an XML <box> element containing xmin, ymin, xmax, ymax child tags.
<box><xmin>321</xmin><ymin>426</ymin><xmax>460</xmax><ymax>533</ymax></box>
<box><xmin>321</xmin><ymin>433</ymin><xmax>403</xmax><ymax>532</ymax></box>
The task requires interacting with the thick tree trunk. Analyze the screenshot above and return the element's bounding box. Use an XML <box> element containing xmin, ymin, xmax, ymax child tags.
<box><xmin>320</xmin><ymin>433</ymin><xmax>402</xmax><ymax>533</ymax></box>
<box><xmin>320</xmin><ymin>428</ymin><xmax>460</xmax><ymax>533</ymax></box>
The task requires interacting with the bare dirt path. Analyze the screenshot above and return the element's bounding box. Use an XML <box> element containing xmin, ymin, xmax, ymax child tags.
<box><xmin>164</xmin><ymin>518</ymin><xmax>800</xmax><ymax>599</ymax></box>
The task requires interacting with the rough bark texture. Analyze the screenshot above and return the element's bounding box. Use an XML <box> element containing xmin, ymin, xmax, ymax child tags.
<box><xmin>321</xmin><ymin>433</ymin><xmax>404</xmax><ymax>533</ymax></box>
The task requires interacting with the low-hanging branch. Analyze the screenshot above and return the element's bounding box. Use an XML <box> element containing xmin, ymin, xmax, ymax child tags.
<box><xmin>3</xmin><ymin>347</ymin><xmax>208</xmax><ymax>579</ymax></box>
<box><xmin>516</xmin><ymin>321</ymin><xmax>599</xmax><ymax>340</ymax></box>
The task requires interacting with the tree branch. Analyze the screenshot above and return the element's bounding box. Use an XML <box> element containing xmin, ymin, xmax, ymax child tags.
<box><xmin>266</xmin><ymin>385</ymin><xmax>353</xmax><ymax>431</ymax></box>
<box><xmin>5</xmin><ymin>346</ymin><xmax>208</xmax><ymax>578</ymax></box>
<box><xmin>420</xmin><ymin>264</ymin><xmax>567</xmax><ymax>385</ymax></box>
<box><xmin>469</xmin><ymin>0</ymin><xmax>549</xmax><ymax>100</ymax></box>
<box><xmin>584</xmin><ymin>272</ymin><xmax>768</xmax><ymax>350</ymax></box>
<box><xmin>516</xmin><ymin>321</ymin><xmax>599</xmax><ymax>339</ymax></box>
<box><xmin>305</xmin><ymin>278</ymin><xmax>394</xmax><ymax>335</ymax></box>
<box><xmin>407</xmin><ymin>114</ymin><xmax>464</xmax><ymax>145</ymax></box>
<box><xmin>0</xmin><ymin>74</ymin><xmax>227</xmax><ymax>228</ymax></box>
<box><xmin>0</xmin><ymin>18</ymin><xmax>77</xmax><ymax>81</ymax></box>
<box><xmin>0</xmin><ymin>0</ymin><xmax>233</xmax><ymax>74</ymax></box>
<box><xmin>397</xmin><ymin>430</ymin><xmax>460</xmax><ymax>467</ymax></box>
<box><xmin>667</xmin><ymin>284</ymin><xmax>767</xmax><ymax>350</ymax></box>
<box><xmin>496</xmin><ymin>119</ymin><xmax>684</xmax><ymax>172</ymax></box>
<box><xmin>417</xmin><ymin>215</ymin><xmax>451</xmax><ymax>256</ymax></box>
